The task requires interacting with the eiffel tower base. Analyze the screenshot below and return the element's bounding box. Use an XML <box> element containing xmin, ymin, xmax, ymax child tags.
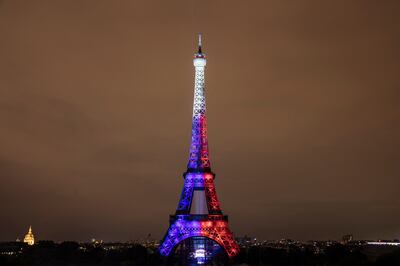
<box><xmin>159</xmin><ymin>214</ymin><xmax>239</xmax><ymax>265</ymax></box>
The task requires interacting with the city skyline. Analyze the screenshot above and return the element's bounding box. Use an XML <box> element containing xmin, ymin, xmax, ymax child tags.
<box><xmin>1</xmin><ymin>0</ymin><xmax>400</xmax><ymax>242</ymax></box>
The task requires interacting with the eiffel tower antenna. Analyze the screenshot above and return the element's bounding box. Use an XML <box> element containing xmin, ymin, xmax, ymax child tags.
<box><xmin>159</xmin><ymin>35</ymin><xmax>239</xmax><ymax>264</ymax></box>
<box><xmin>198</xmin><ymin>33</ymin><xmax>202</xmax><ymax>46</ymax></box>
<box><xmin>198</xmin><ymin>33</ymin><xmax>202</xmax><ymax>54</ymax></box>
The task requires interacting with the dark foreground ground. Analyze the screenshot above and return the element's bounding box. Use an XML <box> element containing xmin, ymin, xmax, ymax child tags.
<box><xmin>1</xmin><ymin>241</ymin><xmax>400</xmax><ymax>266</ymax></box>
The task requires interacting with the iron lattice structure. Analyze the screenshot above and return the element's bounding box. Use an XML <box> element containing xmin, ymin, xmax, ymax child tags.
<box><xmin>159</xmin><ymin>35</ymin><xmax>239</xmax><ymax>260</ymax></box>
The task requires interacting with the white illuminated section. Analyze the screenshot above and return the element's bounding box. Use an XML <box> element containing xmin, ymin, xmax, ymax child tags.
<box><xmin>194</xmin><ymin>248</ymin><xmax>206</xmax><ymax>264</ymax></box>
<box><xmin>192</xmin><ymin>58</ymin><xmax>206</xmax><ymax>118</ymax></box>
<box><xmin>367</xmin><ymin>241</ymin><xmax>400</xmax><ymax>246</ymax></box>
<box><xmin>190</xmin><ymin>190</ymin><xmax>208</xmax><ymax>215</ymax></box>
<box><xmin>193</xmin><ymin>58</ymin><xmax>206</xmax><ymax>68</ymax></box>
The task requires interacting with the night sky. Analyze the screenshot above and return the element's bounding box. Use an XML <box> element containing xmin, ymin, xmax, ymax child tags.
<box><xmin>1</xmin><ymin>1</ymin><xmax>399</xmax><ymax>242</ymax></box>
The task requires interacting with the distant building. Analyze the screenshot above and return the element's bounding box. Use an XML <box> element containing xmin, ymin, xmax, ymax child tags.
<box><xmin>23</xmin><ymin>226</ymin><xmax>35</xmax><ymax>245</ymax></box>
<box><xmin>342</xmin><ymin>234</ymin><xmax>353</xmax><ymax>244</ymax></box>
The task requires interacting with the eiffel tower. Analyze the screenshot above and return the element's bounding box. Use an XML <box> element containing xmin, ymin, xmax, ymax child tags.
<box><xmin>159</xmin><ymin>35</ymin><xmax>239</xmax><ymax>264</ymax></box>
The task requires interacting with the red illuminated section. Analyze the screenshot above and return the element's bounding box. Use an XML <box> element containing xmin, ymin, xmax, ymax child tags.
<box><xmin>188</xmin><ymin>109</ymin><xmax>210</xmax><ymax>170</ymax></box>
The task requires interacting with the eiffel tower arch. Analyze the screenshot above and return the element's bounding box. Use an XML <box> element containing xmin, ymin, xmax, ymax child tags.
<box><xmin>159</xmin><ymin>35</ymin><xmax>239</xmax><ymax>265</ymax></box>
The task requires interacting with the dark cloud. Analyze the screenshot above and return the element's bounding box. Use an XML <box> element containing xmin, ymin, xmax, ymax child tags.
<box><xmin>0</xmin><ymin>0</ymin><xmax>399</xmax><ymax>242</ymax></box>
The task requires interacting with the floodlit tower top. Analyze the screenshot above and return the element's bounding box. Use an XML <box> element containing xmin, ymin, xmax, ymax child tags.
<box><xmin>189</xmin><ymin>34</ymin><xmax>209</xmax><ymax>170</ymax></box>
<box><xmin>194</xmin><ymin>33</ymin><xmax>206</xmax><ymax>66</ymax></box>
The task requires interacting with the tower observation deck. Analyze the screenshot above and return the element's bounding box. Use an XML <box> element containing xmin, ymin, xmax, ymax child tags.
<box><xmin>159</xmin><ymin>35</ymin><xmax>239</xmax><ymax>264</ymax></box>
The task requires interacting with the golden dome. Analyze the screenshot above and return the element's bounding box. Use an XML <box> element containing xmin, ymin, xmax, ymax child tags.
<box><xmin>23</xmin><ymin>226</ymin><xmax>35</xmax><ymax>245</ymax></box>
